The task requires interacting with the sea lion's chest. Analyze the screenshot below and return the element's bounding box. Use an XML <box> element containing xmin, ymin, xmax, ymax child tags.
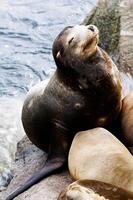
<box><xmin>45</xmin><ymin>62</ymin><xmax>121</xmax><ymax>130</ymax></box>
<box><xmin>44</xmin><ymin>73</ymin><xmax>86</xmax><ymax>115</ymax></box>
<box><xmin>44</xmin><ymin>72</ymin><xmax>110</xmax><ymax>128</ymax></box>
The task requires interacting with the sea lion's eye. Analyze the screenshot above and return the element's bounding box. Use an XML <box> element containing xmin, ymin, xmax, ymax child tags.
<box><xmin>60</xmin><ymin>46</ymin><xmax>64</xmax><ymax>55</ymax></box>
<box><xmin>68</xmin><ymin>37</ymin><xmax>74</xmax><ymax>45</ymax></box>
<box><xmin>88</xmin><ymin>26</ymin><xmax>94</xmax><ymax>32</ymax></box>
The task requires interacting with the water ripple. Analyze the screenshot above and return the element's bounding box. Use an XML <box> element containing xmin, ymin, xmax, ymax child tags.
<box><xmin>0</xmin><ymin>0</ymin><xmax>96</xmax><ymax>96</ymax></box>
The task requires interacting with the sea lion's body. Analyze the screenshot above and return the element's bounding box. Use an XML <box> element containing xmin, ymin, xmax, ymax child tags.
<box><xmin>6</xmin><ymin>25</ymin><xmax>122</xmax><ymax>200</ymax></box>
<box><xmin>58</xmin><ymin>180</ymin><xmax>133</xmax><ymax>200</ymax></box>
<box><xmin>121</xmin><ymin>92</ymin><xmax>133</xmax><ymax>146</ymax></box>
<box><xmin>23</xmin><ymin>49</ymin><xmax>122</xmax><ymax>154</ymax></box>
<box><xmin>62</xmin><ymin>128</ymin><xmax>133</xmax><ymax>199</ymax></box>
<box><xmin>68</xmin><ymin>128</ymin><xmax>133</xmax><ymax>192</ymax></box>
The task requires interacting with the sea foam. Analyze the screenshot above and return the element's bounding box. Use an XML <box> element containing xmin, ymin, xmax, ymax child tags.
<box><xmin>0</xmin><ymin>98</ymin><xmax>25</xmax><ymax>190</ymax></box>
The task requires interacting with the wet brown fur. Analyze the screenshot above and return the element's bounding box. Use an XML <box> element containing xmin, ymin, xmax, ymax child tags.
<box><xmin>6</xmin><ymin>25</ymin><xmax>122</xmax><ymax>200</ymax></box>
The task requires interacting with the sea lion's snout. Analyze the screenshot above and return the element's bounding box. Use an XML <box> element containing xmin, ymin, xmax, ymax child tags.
<box><xmin>53</xmin><ymin>24</ymin><xmax>99</xmax><ymax>61</ymax></box>
<box><xmin>67</xmin><ymin>24</ymin><xmax>99</xmax><ymax>44</ymax></box>
<box><xmin>87</xmin><ymin>25</ymin><xmax>95</xmax><ymax>32</ymax></box>
<box><xmin>66</xmin><ymin>24</ymin><xmax>99</xmax><ymax>55</ymax></box>
<box><xmin>86</xmin><ymin>24</ymin><xmax>98</xmax><ymax>33</ymax></box>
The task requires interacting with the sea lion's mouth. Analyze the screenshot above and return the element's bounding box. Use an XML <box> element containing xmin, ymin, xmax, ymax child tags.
<box><xmin>82</xmin><ymin>33</ymin><xmax>98</xmax><ymax>52</ymax></box>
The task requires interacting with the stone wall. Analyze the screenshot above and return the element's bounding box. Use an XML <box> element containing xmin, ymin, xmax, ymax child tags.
<box><xmin>83</xmin><ymin>0</ymin><xmax>133</xmax><ymax>76</ymax></box>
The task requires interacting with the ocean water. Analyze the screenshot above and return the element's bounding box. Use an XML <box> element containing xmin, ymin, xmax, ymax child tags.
<box><xmin>0</xmin><ymin>0</ymin><xmax>97</xmax><ymax>188</ymax></box>
<box><xmin>0</xmin><ymin>98</ymin><xmax>25</xmax><ymax>190</ymax></box>
<box><xmin>0</xmin><ymin>0</ymin><xmax>97</xmax><ymax>97</ymax></box>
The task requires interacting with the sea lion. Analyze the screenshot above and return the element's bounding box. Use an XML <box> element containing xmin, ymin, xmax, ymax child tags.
<box><xmin>121</xmin><ymin>91</ymin><xmax>133</xmax><ymax>146</ymax></box>
<box><xmin>68</xmin><ymin>128</ymin><xmax>133</xmax><ymax>192</ymax></box>
<box><xmin>58</xmin><ymin>180</ymin><xmax>133</xmax><ymax>200</ymax></box>
<box><xmin>6</xmin><ymin>25</ymin><xmax>122</xmax><ymax>200</ymax></box>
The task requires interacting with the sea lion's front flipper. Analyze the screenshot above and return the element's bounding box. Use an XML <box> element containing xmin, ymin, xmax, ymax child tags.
<box><xmin>6</xmin><ymin>155</ymin><xmax>66</xmax><ymax>200</ymax></box>
<box><xmin>6</xmin><ymin>123</ymin><xmax>69</xmax><ymax>200</ymax></box>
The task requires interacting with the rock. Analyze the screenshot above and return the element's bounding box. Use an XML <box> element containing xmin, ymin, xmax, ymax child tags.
<box><xmin>83</xmin><ymin>0</ymin><xmax>133</xmax><ymax>96</ymax></box>
<box><xmin>1</xmin><ymin>136</ymin><xmax>72</xmax><ymax>200</ymax></box>
<box><xmin>83</xmin><ymin>0</ymin><xmax>133</xmax><ymax>74</ymax></box>
<box><xmin>84</xmin><ymin>0</ymin><xmax>120</xmax><ymax>64</ymax></box>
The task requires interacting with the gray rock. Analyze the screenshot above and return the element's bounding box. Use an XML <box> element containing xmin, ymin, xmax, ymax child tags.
<box><xmin>83</xmin><ymin>0</ymin><xmax>133</xmax><ymax>76</ymax></box>
<box><xmin>83</xmin><ymin>0</ymin><xmax>133</xmax><ymax>96</ymax></box>
<box><xmin>1</xmin><ymin>136</ymin><xmax>72</xmax><ymax>200</ymax></box>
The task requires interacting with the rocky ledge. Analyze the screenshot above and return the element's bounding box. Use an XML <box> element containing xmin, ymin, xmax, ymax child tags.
<box><xmin>1</xmin><ymin>136</ymin><xmax>72</xmax><ymax>200</ymax></box>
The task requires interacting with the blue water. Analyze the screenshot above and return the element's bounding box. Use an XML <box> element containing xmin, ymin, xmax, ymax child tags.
<box><xmin>0</xmin><ymin>0</ymin><xmax>96</xmax><ymax>97</ymax></box>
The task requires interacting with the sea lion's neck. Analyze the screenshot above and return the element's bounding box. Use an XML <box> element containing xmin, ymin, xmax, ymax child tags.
<box><xmin>56</xmin><ymin>67</ymin><xmax>79</xmax><ymax>91</ymax></box>
<box><xmin>83</xmin><ymin>45</ymin><xmax>98</xmax><ymax>58</ymax></box>
<box><xmin>56</xmin><ymin>47</ymin><xmax>104</xmax><ymax>90</ymax></box>
<box><xmin>56</xmin><ymin>46</ymin><xmax>114</xmax><ymax>94</ymax></box>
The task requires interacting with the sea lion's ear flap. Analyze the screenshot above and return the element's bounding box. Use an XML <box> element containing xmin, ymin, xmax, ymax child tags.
<box><xmin>96</xmin><ymin>35</ymin><xmax>99</xmax><ymax>45</ymax></box>
<box><xmin>56</xmin><ymin>51</ymin><xmax>61</xmax><ymax>59</ymax></box>
<box><xmin>57</xmin><ymin>188</ymin><xmax>67</xmax><ymax>200</ymax></box>
<box><xmin>56</xmin><ymin>46</ymin><xmax>64</xmax><ymax>59</ymax></box>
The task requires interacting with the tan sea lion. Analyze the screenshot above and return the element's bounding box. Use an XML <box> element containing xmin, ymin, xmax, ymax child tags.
<box><xmin>121</xmin><ymin>91</ymin><xmax>133</xmax><ymax>146</ymax></box>
<box><xmin>68</xmin><ymin>128</ymin><xmax>133</xmax><ymax>192</ymax></box>
<box><xmin>58</xmin><ymin>180</ymin><xmax>133</xmax><ymax>200</ymax></box>
<box><xmin>6</xmin><ymin>25</ymin><xmax>122</xmax><ymax>200</ymax></box>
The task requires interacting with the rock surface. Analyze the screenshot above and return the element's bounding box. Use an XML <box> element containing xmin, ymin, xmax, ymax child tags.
<box><xmin>84</xmin><ymin>0</ymin><xmax>133</xmax><ymax>75</ymax></box>
<box><xmin>83</xmin><ymin>0</ymin><xmax>133</xmax><ymax>96</ymax></box>
<box><xmin>0</xmin><ymin>136</ymin><xmax>72</xmax><ymax>200</ymax></box>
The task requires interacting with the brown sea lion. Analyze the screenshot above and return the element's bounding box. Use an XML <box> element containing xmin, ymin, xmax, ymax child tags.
<box><xmin>58</xmin><ymin>180</ymin><xmax>133</xmax><ymax>200</ymax></box>
<box><xmin>121</xmin><ymin>91</ymin><xmax>133</xmax><ymax>146</ymax></box>
<box><xmin>68</xmin><ymin>128</ymin><xmax>133</xmax><ymax>192</ymax></box>
<box><xmin>6</xmin><ymin>25</ymin><xmax>122</xmax><ymax>200</ymax></box>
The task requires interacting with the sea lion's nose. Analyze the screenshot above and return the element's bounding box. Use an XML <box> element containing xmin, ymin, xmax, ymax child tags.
<box><xmin>87</xmin><ymin>25</ymin><xmax>94</xmax><ymax>32</ymax></box>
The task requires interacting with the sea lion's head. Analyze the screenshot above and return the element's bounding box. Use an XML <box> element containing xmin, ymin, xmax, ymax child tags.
<box><xmin>53</xmin><ymin>24</ymin><xmax>99</xmax><ymax>67</ymax></box>
<box><xmin>58</xmin><ymin>181</ymin><xmax>107</xmax><ymax>200</ymax></box>
<box><xmin>58</xmin><ymin>180</ymin><xmax>133</xmax><ymax>200</ymax></box>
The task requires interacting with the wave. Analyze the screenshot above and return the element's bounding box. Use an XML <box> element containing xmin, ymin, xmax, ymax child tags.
<box><xmin>0</xmin><ymin>97</ymin><xmax>25</xmax><ymax>189</ymax></box>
